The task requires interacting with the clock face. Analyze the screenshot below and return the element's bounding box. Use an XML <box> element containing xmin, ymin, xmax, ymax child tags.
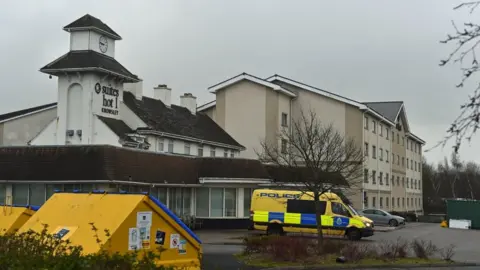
<box><xmin>99</xmin><ymin>36</ymin><xmax>108</xmax><ymax>53</ymax></box>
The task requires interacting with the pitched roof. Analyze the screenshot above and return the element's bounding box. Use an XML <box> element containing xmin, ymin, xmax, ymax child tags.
<box><xmin>208</xmin><ymin>73</ymin><xmax>296</xmax><ymax>97</ymax></box>
<box><xmin>122</xmin><ymin>91</ymin><xmax>243</xmax><ymax>149</ymax></box>
<box><xmin>363</xmin><ymin>101</ymin><xmax>403</xmax><ymax>123</ymax></box>
<box><xmin>40</xmin><ymin>50</ymin><xmax>140</xmax><ymax>82</ymax></box>
<box><xmin>0</xmin><ymin>102</ymin><xmax>57</xmax><ymax>123</ymax></box>
<box><xmin>96</xmin><ymin>115</ymin><xmax>133</xmax><ymax>138</ymax></box>
<box><xmin>63</xmin><ymin>14</ymin><xmax>121</xmax><ymax>40</ymax></box>
<box><xmin>0</xmin><ymin>145</ymin><xmax>268</xmax><ymax>184</ymax></box>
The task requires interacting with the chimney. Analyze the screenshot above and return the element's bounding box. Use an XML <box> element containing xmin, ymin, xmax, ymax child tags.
<box><xmin>124</xmin><ymin>81</ymin><xmax>143</xmax><ymax>100</ymax></box>
<box><xmin>154</xmin><ymin>84</ymin><xmax>171</xmax><ymax>107</ymax></box>
<box><xmin>180</xmin><ymin>93</ymin><xmax>197</xmax><ymax>114</ymax></box>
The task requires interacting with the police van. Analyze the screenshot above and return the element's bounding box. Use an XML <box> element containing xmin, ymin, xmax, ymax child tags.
<box><xmin>249</xmin><ymin>189</ymin><xmax>374</xmax><ymax>240</ymax></box>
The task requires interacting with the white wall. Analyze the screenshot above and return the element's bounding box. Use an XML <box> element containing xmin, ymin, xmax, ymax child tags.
<box><xmin>150</xmin><ymin>135</ymin><xmax>238</xmax><ymax>157</ymax></box>
<box><xmin>70</xmin><ymin>31</ymin><xmax>115</xmax><ymax>58</ymax></box>
<box><xmin>92</xmin><ymin>116</ymin><xmax>121</xmax><ymax>146</ymax></box>
<box><xmin>1</xmin><ymin>108</ymin><xmax>57</xmax><ymax>146</ymax></box>
<box><xmin>30</xmin><ymin>119</ymin><xmax>57</xmax><ymax>145</ymax></box>
<box><xmin>120</xmin><ymin>103</ymin><xmax>146</xmax><ymax>130</ymax></box>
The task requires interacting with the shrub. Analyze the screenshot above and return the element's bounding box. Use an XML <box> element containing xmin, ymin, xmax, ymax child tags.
<box><xmin>439</xmin><ymin>244</ymin><xmax>456</xmax><ymax>261</ymax></box>
<box><xmin>411</xmin><ymin>239</ymin><xmax>438</xmax><ymax>259</ymax></box>
<box><xmin>0</xmin><ymin>224</ymin><xmax>186</xmax><ymax>269</ymax></box>
<box><xmin>376</xmin><ymin>237</ymin><xmax>408</xmax><ymax>260</ymax></box>
<box><xmin>340</xmin><ymin>243</ymin><xmax>375</xmax><ymax>263</ymax></box>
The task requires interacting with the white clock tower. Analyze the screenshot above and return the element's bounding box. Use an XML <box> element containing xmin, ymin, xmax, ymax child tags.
<box><xmin>40</xmin><ymin>14</ymin><xmax>140</xmax><ymax>145</ymax></box>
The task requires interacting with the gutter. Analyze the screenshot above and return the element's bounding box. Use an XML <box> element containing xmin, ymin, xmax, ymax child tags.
<box><xmin>136</xmin><ymin>129</ymin><xmax>246</xmax><ymax>151</ymax></box>
<box><xmin>199</xmin><ymin>178</ymin><xmax>272</xmax><ymax>184</ymax></box>
<box><xmin>0</xmin><ymin>179</ymin><xmax>202</xmax><ymax>187</ymax></box>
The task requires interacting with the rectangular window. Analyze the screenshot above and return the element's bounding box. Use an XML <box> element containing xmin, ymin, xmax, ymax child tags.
<box><xmin>29</xmin><ymin>184</ymin><xmax>46</xmax><ymax>206</ymax></box>
<box><xmin>184</xmin><ymin>143</ymin><xmax>191</xmax><ymax>155</ymax></box>
<box><xmin>402</xmin><ymin>177</ymin><xmax>405</xmax><ymax>187</ymax></box>
<box><xmin>392</xmin><ymin>175</ymin><xmax>395</xmax><ymax>186</ymax></box>
<box><xmin>364</xmin><ymin>142</ymin><xmax>369</xmax><ymax>156</ymax></box>
<box><xmin>392</xmin><ymin>197</ymin><xmax>395</xmax><ymax>207</ymax></box>
<box><xmin>380</xmin><ymin>125</ymin><xmax>383</xmax><ymax>136</ymax></box>
<box><xmin>168</xmin><ymin>140</ymin><xmax>174</xmax><ymax>153</ymax></box>
<box><xmin>407</xmin><ymin>198</ymin><xmax>409</xmax><ymax>207</ymax></box>
<box><xmin>364</xmin><ymin>116</ymin><xmax>369</xmax><ymax>129</ymax></box>
<box><xmin>402</xmin><ymin>198</ymin><xmax>405</xmax><ymax>207</ymax></box>
<box><xmin>380</xmin><ymin>197</ymin><xmax>383</xmax><ymax>207</ymax></box>
<box><xmin>364</xmin><ymin>169</ymin><xmax>369</xmax><ymax>183</ymax></box>
<box><xmin>392</xmin><ymin>131</ymin><xmax>394</xmax><ymax>141</ymax></box>
<box><xmin>195</xmin><ymin>188</ymin><xmax>209</xmax><ymax>217</ymax></box>
<box><xmin>397</xmin><ymin>155</ymin><xmax>400</xmax><ymax>165</ymax></box>
<box><xmin>386</xmin><ymin>173</ymin><xmax>389</xmax><ymax>185</ymax></box>
<box><xmin>386</xmin><ymin>128</ymin><xmax>389</xmax><ymax>140</ymax></box>
<box><xmin>46</xmin><ymin>184</ymin><xmax>63</xmax><ymax>200</ymax></box>
<box><xmin>158</xmin><ymin>138</ymin><xmax>164</xmax><ymax>152</ymax></box>
<box><xmin>392</xmin><ymin>153</ymin><xmax>395</xmax><ymax>164</ymax></box>
<box><xmin>0</xmin><ymin>184</ymin><xmax>6</xmax><ymax>205</ymax></box>
<box><xmin>230</xmin><ymin>150</ymin><xmax>234</xmax><ymax>158</ymax></box>
<box><xmin>281</xmin><ymin>113</ymin><xmax>288</xmax><ymax>127</ymax></box>
<box><xmin>402</xmin><ymin>157</ymin><xmax>405</xmax><ymax>167</ymax></box>
<box><xmin>158</xmin><ymin>188</ymin><xmax>167</xmax><ymax>205</ymax></box>
<box><xmin>407</xmin><ymin>158</ymin><xmax>409</xmax><ymax>169</ymax></box>
<box><xmin>210</xmin><ymin>147</ymin><xmax>216</xmax><ymax>157</ymax></box>
<box><xmin>386</xmin><ymin>150</ymin><xmax>389</xmax><ymax>162</ymax></box>
<box><xmin>210</xmin><ymin>188</ymin><xmax>224</xmax><ymax>217</ymax></box>
<box><xmin>372</xmin><ymin>170</ymin><xmax>376</xmax><ymax>184</ymax></box>
<box><xmin>287</xmin><ymin>200</ymin><xmax>325</xmax><ymax>214</ymax></box>
<box><xmin>402</xmin><ymin>137</ymin><xmax>405</xmax><ymax>146</ymax></box>
<box><xmin>407</xmin><ymin>178</ymin><xmax>410</xmax><ymax>188</ymax></box>
<box><xmin>386</xmin><ymin>197</ymin><xmax>389</xmax><ymax>207</ymax></box>
<box><xmin>281</xmin><ymin>139</ymin><xmax>288</xmax><ymax>154</ymax></box>
<box><xmin>397</xmin><ymin>134</ymin><xmax>400</xmax><ymax>144</ymax></box>
<box><xmin>244</xmin><ymin>188</ymin><xmax>253</xmax><ymax>218</ymax></box>
<box><xmin>224</xmin><ymin>188</ymin><xmax>237</xmax><ymax>217</ymax></box>
<box><xmin>372</xmin><ymin>120</ymin><xmax>376</xmax><ymax>133</ymax></box>
<box><xmin>224</xmin><ymin>149</ymin><xmax>228</xmax><ymax>157</ymax></box>
<box><xmin>397</xmin><ymin>198</ymin><xmax>400</xmax><ymax>207</ymax></box>
<box><xmin>372</xmin><ymin>145</ymin><xmax>376</xmax><ymax>159</ymax></box>
<box><xmin>372</xmin><ymin>197</ymin><xmax>376</xmax><ymax>207</ymax></box>
<box><xmin>168</xmin><ymin>188</ymin><xmax>182</xmax><ymax>215</ymax></box>
<box><xmin>415</xmin><ymin>161</ymin><xmax>417</xmax><ymax>171</ymax></box>
<box><xmin>182</xmin><ymin>188</ymin><xmax>191</xmax><ymax>215</ymax></box>
<box><xmin>13</xmin><ymin>184</ymin><xmax>29</xmax><ymax>205</ymax></box>
<box><xmin>379</xmin><ymin>148</ymin><xmax>383</xmax><ymax>160</ymax></box>
<box><xmin>397</xmin><ymin>176</ymin><xmax>400</xmax><ymax>186</ymax></box>
<box><xmin>379</xmin><ymin>172</ymin><xmax>383</xmax><ymax>185</ymax></box>
<box><xmin>198</xmin><ymin>146</ymin><xmax>203</xmax><ymax>157</ymax></box>
<box><xmin>411</xmin><ymin>159</ymin><xmax>413</xmax><ymax>169</ymax></box>
<box><xmin>406</xmin><ymin>139</ymin><xmax>409</xmax><ymax>150</ymax></box>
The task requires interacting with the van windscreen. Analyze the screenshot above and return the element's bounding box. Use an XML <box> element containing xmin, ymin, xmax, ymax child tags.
<box><xmin>286</xmin><ymin>199</ymin><xmax>326</xmax><ymax>214</ymax></box>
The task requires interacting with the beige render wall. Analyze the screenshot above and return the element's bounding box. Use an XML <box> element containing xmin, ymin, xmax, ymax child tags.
<box><xmin>391</xmin><ymin>116</ymin><xmax>407</xmax><ymax>211</ymax></box>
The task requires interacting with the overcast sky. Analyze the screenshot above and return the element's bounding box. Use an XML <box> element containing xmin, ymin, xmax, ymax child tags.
<box><xmin>0</xmin><ymin>0</ymin><xmax>477</xmax><ymax>164</ymax></box>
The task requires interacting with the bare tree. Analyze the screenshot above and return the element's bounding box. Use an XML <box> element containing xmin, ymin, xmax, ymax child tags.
<box><xmin>464</xmin><ymin>161</ymin><xmax>479</xmax><ymax>199</ymax></box>
<box><xmin>257</xmin><ymin>109</ymin><xmax>364</xmax><ymax>244</ymax></box>
<box><xmin>436</xmin><ymin>1</ymin><xmax>480</xmax><ymax>153</ymax></box>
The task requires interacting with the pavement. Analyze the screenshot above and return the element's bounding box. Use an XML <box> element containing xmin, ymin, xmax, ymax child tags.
<box><xmin>198</xmin><ymin>223</ymin><xmax>480</xmax><ymax>269</ymax></box>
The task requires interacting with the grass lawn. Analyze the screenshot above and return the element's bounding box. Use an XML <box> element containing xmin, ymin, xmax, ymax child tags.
<box><xmin>235</xmin><ymin>253</ymin><xmax>450</xmax><ymax>268</ymax></box>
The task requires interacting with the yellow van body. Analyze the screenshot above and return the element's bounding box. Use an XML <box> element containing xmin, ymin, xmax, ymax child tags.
<box><xmin>249</xmin><ymin>189</ymin><xmax>374</xmax><ymax>240</ymax></box>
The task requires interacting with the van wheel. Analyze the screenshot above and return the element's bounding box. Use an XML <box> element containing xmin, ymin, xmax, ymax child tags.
<box><xmin>267</xmin><ymin>224</ymin><xmax>284</xmax><ymax>236</ymax></box>
<box><xmin>346</xmin><ymin>228</ymin><xmax>361</xmax><ymax>241</ymax></box>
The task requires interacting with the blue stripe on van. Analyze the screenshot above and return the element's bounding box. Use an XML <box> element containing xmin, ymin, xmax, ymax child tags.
<box><xmin>300</xmin><ymin>213</ymin><xmax>317</xmax><ymax>225</ymax></box>
<box><xmin>268</xmin><ymin>212</ymin><xmax>285</xmax><ymax>223</ymax></box>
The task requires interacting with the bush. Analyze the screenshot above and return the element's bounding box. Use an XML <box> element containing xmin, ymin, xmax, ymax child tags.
<box><xmin>411</xmin><ymin>239</ymin><xmax>438</xmax><ymax>259</ymax></box>
<box><xmin>0</xmin><ymin>224</ymin><xmax>188</xmax><ymax>269</ymax></box>
<box><xmin>376</xmin><ymin>237</ymin><xmax>409</xmax><ymax>260</ymax></box>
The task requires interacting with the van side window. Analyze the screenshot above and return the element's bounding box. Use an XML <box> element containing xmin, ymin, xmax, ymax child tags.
<box><xmin>287</xmin><ymin>200</ymin><xmax>325</xmax><ymax>214</ymax></box>
<box><xmin>331</xmin><ymin>202</ymin><xmax>352</xmax><ymax>217</ymax></box>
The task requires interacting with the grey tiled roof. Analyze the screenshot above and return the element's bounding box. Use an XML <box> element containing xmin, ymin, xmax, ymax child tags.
<box><xmin>363</xmin><ymin>101</ymin><xmax>403</xmax><ymax>123</ymax></box>
<box><xmin>63</xmin><ymin>14</ymin><xmax>121</xmax><ymax>40</ymax></box>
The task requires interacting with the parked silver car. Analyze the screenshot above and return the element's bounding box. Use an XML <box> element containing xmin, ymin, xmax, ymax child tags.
<box><xmin>357</xmin><ymin>208</ymin><xmax>405</xmax><ymax>227</ymax></box>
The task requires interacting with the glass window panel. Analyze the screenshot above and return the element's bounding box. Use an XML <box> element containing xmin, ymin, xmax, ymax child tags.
<box><xmin>195</xmin><ymin>188</ymin><xmax>209</xmax><ymax>217</ymax></box>
<box><xmin>224</xmin><ymin>188</ymin><xmax>236</xmax><ymax>217</ymax></box>
<box><xmin>46</xmin><ymin>184</ymin><xmax>63</xmax><ymax>200</ymax></box>
<box><xmin>0</xmin><ymin>184</ymin><xmax>6</xmax><ymax>205</ymax></box>
<box><xmin>12</xmin><ymin>184</ymin><xmax>29</xmax><ymax>205</ymax></box>
<box><xmin>64</xmin><ymin>184</ymin><xmax>75</xmax><ymax>192</ymax></box>
<box><xmin>182</xmin><ymin>188</ymin><xmax>191</xmax><ymax>215</ymax></box>
<box><xmin>29</xmin><ymin>184</ymin><xmax>46</xmax><ymax>206</ymax></box>
<box><xmin>243</xmin><ymin>188</ymin><xmax>253</xmax><ymax>218</ymax></box>
<box><xmin>210</xmin><ymin>188</ymin><xmax>224</xmax><ymax>217</ymax></box>
<box><xmin>158</xmin><ymin>188</ymin><xmax>167</xmax><ymax>205</ymax></box>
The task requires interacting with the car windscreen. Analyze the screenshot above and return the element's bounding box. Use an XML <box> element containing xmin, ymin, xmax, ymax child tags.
<box><xmin>346</xmin><ymin>204</ymin><xmax>359</xmax><ymax>216</ymax></box>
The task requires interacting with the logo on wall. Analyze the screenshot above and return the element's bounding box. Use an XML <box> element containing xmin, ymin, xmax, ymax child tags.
<box><xmin>95</xmin><ymin>82</ymin><xmax>119</xmax><ymax>115</ymax></box>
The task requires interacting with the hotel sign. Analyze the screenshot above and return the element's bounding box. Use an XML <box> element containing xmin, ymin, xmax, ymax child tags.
<box><xmin>95</xmin><ymin>83</ymin><xmax>119</xmax><ymax>115</ymax></box>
